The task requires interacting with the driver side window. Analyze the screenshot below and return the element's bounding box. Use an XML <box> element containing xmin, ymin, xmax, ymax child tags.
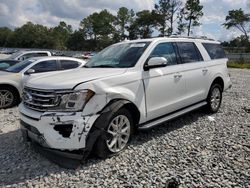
<box><xmin>31</xmin><ymin>60</ymin><xmax>57</xmax><ymax>73</ymax></box>
<box><xmin>150</xmin><ymin>42</ymin><xmax>177</xmax><ymax>66</ymax></box>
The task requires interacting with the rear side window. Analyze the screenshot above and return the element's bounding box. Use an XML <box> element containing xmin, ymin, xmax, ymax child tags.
<box><xmin>150</xmin><ymin>42</ymin><xmax>177</xmax><ymax>65</ymax></box>
<box><xmin>202</xmin><ymin>43</ymin><xmax>226</xmax><ymax>59</ymax></box>
<box><xmin>176</xmin><ymin>42</ymin><xmax>203</xmax><ymax>63</ymax></box>
<box><xmin>60</xmin><ymin>60</ymin><xmax>80</xmax><ymax>70</ymax></box>
<box><xmin>35</xmin><ymin>53</ymin><xmax>48</xmax><ymax>57</ymax></box>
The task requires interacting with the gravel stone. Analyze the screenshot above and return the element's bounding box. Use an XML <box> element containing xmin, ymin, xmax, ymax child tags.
<box><xmin>0</xmin><ymin>68</ymin><xmax>249</xmax><ymax>187</ymax></box>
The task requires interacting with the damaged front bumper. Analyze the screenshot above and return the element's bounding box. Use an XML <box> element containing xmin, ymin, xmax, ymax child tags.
<box><xmin>19</xmin><ymin>103</ymin><xmax>101</xmax><ymax>168</ymax></box>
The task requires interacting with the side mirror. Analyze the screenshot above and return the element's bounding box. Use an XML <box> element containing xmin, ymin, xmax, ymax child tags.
<box><xmin>25</xmin><ymin>69</ymin><xmax>35</xmax><ymax>75</ymax></box>
<box><xmin>18</xmin><ymin>56</ymin><xmax>25</xmax><ymax>61</ymax></box>
<box><xmin>144</xmin><ymin>57</ymin><xmax>168</xmax><ymax>71</ymax></box>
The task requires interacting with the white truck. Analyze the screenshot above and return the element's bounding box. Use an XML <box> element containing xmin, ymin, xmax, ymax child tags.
<box><xmin>19</xmin><ymin>37</ymin><xmax>232</xmax><ymax>168</ymax></box>
<box><xmin>7</xmin><ymin>50</ymin><xmax>52</xmax><ymax>61</ymax></box>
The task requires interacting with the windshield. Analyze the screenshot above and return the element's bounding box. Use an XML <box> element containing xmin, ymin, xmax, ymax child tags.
<box><xmin>85</xmin><ymin>42</ymin><xmax>150</xmax><ymax>68</ymax></box>
<box><xmin>6</xmin><ymin>59</ymin><xmax>35</xmax><ymax>73</ymax></box>
<box><xmin>7</xmin><ymin>51</ymin><xmax>23</xmax><ymax>60</ymax></box>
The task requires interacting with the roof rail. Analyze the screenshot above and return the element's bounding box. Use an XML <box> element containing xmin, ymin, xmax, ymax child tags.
<box><xmin>169</xmin><ymin>35</ymin><xmax>215</xmax><ymax>41</ymax></box>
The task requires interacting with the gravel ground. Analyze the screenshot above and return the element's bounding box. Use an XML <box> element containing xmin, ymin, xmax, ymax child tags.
<box><xmin>0</xmin><ymin>68</ymin><xmax>249</xmax><ymax>188</ymax></box>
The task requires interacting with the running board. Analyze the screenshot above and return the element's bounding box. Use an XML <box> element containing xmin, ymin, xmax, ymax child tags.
<box><xmin>138</xmin><ymin>101</ymin><xmax>207</xmax><ymax>130</ymax></box>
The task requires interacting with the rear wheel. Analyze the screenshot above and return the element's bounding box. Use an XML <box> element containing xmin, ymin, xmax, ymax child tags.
<box><xmin>206</xmin><ymin>84</ymin><xmax>222</xmax><ymax>113</ymax></box>
<box><xmin>0</xmin><ymin>86</ymin><xmax>19</xmax><ymax>109</ymax></box>
<box><xmin>95</xmin><ymin>108</ymin><xmax>134</xmax><ymax>158</ymax></box>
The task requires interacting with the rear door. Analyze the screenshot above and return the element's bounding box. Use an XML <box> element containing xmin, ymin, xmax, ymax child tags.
<box><xmin>59</xmin><ymin>60</ymin><xmax>81</xmax><ymax>70</ymax></box>
<box><xmin>142</xmin><ymin>42</ymin><xmax>187</xmax><ymax>120</ymax></box>
<box><xmin>175</xmin><ymin>42</ymin><xmax>209</xmax><ymax>106</ymax></box>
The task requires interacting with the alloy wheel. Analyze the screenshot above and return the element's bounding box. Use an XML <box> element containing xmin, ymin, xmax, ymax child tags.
<box><xmin>210</xmin><ymin>87</ymin><xmax>221</xmax><ymax>111</ymax></box>
<box><xmin>106</xmin><ymin>115</ymin><xmax>131</xmax><ymax>153</ymax></box>
<box><xmin>0</xmin><ymin>90</ymin><xmax>14</xmax><ymax>108</ymax></box>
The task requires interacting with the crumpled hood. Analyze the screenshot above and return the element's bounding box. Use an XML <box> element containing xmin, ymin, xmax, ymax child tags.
<box><xmin>26</xmin><ymin>68</ymin><xmax>127</xmax><ymax>90</ymax></box>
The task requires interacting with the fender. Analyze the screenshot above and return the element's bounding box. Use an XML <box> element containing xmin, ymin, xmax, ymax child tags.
<box><xmin>83</xmin><ymin>99</ymin><xmax>132</xmax><ymax>158</ymax></box>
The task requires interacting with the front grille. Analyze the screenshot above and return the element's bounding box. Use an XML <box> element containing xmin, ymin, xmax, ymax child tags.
<box><xmin>23</xmin><ymin>87</ymin><xmax>60</xmax><ymax>112</ymax></box>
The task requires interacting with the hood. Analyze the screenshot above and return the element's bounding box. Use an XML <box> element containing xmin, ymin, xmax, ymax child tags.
<box><xmin>26</xmin><ymin>68</ymin><xmax>127</xmax><ymax>90</ymax></box>
<box><xmin>0</xmin><ymin>70</ymin><xmax>14</xmax><ymax>76</ymax></box>
<box><xmin>0</xmin><ymin>70</ymin><xmax>21</xmax><ymax>78</ymax></box>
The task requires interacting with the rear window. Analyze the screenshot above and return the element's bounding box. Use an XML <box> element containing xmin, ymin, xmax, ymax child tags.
<box><xmin>202</xmin><ymin>43</ymin><xmax>226</xmax><ymax>59</ymax></box>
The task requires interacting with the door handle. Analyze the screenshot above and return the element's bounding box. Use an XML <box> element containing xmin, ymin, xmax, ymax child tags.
<box><xmin>174</xmin><ymin>74</ymin><xmax>182</xmax><ymax>78</ymax></box>
<box><xmin>202</xmin><ymin>69</ymin><xmax>208</xmax><ymax>73</ymax></box>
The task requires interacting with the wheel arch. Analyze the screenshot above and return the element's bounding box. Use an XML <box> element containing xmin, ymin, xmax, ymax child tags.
<box><xmin>100</xmin><ymin>99</ymin><xmax>141</xmax><ymax>126</ymax></box>
<box><xmin>0</xmin><ymin>84</ymin><xmax>20</xmax><ymax>99</ymax></box>
<box><xmin>210</xmin><ymin>77</ymin><xmax>224</xmax><ymax>91</ymax></box>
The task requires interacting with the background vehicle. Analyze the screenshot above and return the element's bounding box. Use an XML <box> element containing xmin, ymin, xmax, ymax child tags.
<box><xmin>19</xmin><ymin>37</ymin><xmax>231</xmax><ymax>168</ymax></box>
<box><xmin>6</xmin><ymin>51</ymin><xmax>52</xmax><ymax>61</ymax></box>
<box><xmin>0</xmin><ymin>56</ymin><xmax>86</xmax><ymax>108</ymax></box>
<box><xmin>0</xmin><ymin>60</ymin><xmax>20</xmax><ymax>70</ymax></box>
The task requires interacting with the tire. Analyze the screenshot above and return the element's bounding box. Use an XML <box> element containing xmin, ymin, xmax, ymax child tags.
<box><xmin>94</xmin><ymin>108</ymin><xmax>134</xmax><ymax>158</ymax></box>
<box><xmin>206</xmin><ymin>84</ymin><xmax>222</xmax><ymax>113</ymax></box>
<box><xmin>0</xmin><ymin>86</ymin><xmax>19</xmax><ymax>109</ymax></box>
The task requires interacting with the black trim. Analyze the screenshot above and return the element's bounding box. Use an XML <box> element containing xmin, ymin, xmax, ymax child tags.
<box><xmin>138</xmin><ymin>100</ymin><xmax>205</xmax><ymax>128</ymax></box>
<box><xmin>20</xmin><ymin>112</ymin><xmax>40</xmax><ymax>121</ymax></box>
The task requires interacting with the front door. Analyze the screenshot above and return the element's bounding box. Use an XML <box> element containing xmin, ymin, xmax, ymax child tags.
<box><xmin>142</xmin><ymin>42</ymin><xmax>186</xmax><ymax>121</ymax></box>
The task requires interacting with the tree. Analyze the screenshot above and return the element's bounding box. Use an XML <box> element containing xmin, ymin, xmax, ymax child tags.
<box><xmin>154</xmin><ymin>0</ymin><xmax>182</xmax><ymax>36</ymax></box>
<box><xmin>182</xmin><ymin>0</ymin><xmax>203</xmax><ymax>36</ymax></box>
<box><xmin>176</xmin><ymin>8</ymin><xmax>186</xmax><ymax>35</ymax></box>
<box><xmin>80</xmin><ymin>9</ymin><xmax>116</xmax><ymax>49</ymax></box>
<box><xmin>128</xmin><ymin>10</ymin><xmax>156</xmax><ymax>39</ymax></box>
<box><xmin>223</xmin><ymin>9</ymin><xmax>250</xmax><ymax>41</ymax></box>
<box><xmin>11</xmin><ymin>22</ymin><xmax>53</xmax><ymax>48</ymax></box>
<box><xmin>116</xmin><ymin>7</ymin><xmax>131</xmax><ymax>40</ymax></box>
<box><xmin>52</xmin><ymin>21</ymin><xmax>73</xmax><ymax>50</ymax></box>
<box><xmin>0</xmin><ymin>27</ymin><xmax>13</xmax><ymax>47</ymax></box>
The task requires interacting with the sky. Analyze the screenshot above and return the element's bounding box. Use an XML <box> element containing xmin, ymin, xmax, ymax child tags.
<box><xmin>0</xmin><ymin>0</ymin><xmax>249</xmax><ymax>41</ymax></box>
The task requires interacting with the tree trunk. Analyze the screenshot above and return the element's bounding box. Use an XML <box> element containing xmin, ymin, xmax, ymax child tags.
<box><xmin>187</xmin><ymin>18</ymin><xmax>192</xmax><ymax>36</ymax></box>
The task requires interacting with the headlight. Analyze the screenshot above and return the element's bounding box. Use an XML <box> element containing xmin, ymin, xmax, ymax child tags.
<box><xmin>49</xmin><ymin>90</ymin><xmax>95</xmax><ymax>112</ymax></box>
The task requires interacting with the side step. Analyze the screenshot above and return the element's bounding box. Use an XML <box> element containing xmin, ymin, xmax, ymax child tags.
<box><xmin>138</xmin><ymin>101</ymin><xmax>207</xmax><ymax>130</ymax></box>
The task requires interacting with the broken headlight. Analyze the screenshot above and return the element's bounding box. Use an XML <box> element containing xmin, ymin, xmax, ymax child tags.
<box><xmin>50</xmin><ymin>90</ymin><xmax>95</xmax><ymax>112</ymax></box>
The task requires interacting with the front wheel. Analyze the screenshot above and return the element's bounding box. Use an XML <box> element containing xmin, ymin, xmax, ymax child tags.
<box><xmin>0</xmin><ymin>87</ymin><xmax>18</xmax><ymax>109</ymax></box>
<box><xmin>206</xmin><ymin>84</ymin><xmax>222</xmax><ymax>113</ymax></box>
<box><xmin>94</xmin><ymin>108</ymin><xmax>134</xmax><ymax>158</ymax></box>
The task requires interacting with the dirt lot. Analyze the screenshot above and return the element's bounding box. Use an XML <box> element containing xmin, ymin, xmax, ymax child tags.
<box><xmin>0</xmin><ymin>69</ymin><xmax>249</xmax><ymax>187</ymax></box>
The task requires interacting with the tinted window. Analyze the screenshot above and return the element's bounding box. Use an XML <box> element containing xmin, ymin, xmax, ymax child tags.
<box><xmin>60</xmin><ymin>60</ymin><xmax>80</xmax><ymax>70</ymax></box>
<box><xmin>18</xmin><ymin>53</ymin><xmax>48</xmax><ymax>60</ymax></box>
<box><xmin>176</xmin><ymin>42</ymin><xmax>203</xmax><ymax>63</ymax></box>
<box><xmin>0</xmin><ymin>60</ymin><xmax>19</xmax><ymax>70</ymax></box>
<box><xmin>18</xmin><ymin>53</ymin><xmax>34</xmax><ymax>61</ymax></box>
<box><xmin>150</xmin><ymin>42</ymin><xmax>177</xmax><ymax>65</ymax></box>
<box><xmin>202</xmin><ymin>43</ymin><xmax>226</xmax><ymax>59</ymax></box>
<box><xmin>36</xmin><ymin>53</ymin><xmax>48</xmax><ymax>57</ymax></box>
<box><xmin>31</xmin><ymin>60</ymin><xmax>57</xmax><ymax>73</ymax></box>
<box><xmin>6</xmin><ymin>59</ymin><xmax>35</xmax><ymax>73</ymax></box>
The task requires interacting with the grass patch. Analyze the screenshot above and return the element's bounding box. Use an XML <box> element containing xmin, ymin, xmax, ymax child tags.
<box><xmin>227</xmin><ymin>61</ymin><xmax>250</xmax><ymax>69</ymax></box>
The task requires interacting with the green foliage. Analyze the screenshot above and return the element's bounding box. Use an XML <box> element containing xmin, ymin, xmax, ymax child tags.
<box><xmin>182</xmin><ymin>0</ymin><xmax>203</xmax><ymax>36</ymax></box>
<box><xmin>80</xmin><ymin>9</ymin><xmax>116</xmax><ymax>50</ymax></box>
<box><xmin>154</xmin><ymin>0</ymin><xmax>182</xmax><ymax>36</ymax></box>
<box><xmin>223</xmin><ymin>9</ymin><xmax>250</xmax><ymax>41</ymax></box>
<box><xmin>227</xmin><ymin>61</ymin><xmax>250</xmax><ymax>69</ymax></box>
<box><xmin>0</xmin><ymin>27</ymin><xmax>13</xmax><ymax>47</ymax></box>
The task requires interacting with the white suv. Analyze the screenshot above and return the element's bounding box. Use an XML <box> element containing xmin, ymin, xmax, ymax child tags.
<box><xmin>19</xmin><ymin>37</ymin><xmax>232</xmax><ymax>168</ymax></box>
